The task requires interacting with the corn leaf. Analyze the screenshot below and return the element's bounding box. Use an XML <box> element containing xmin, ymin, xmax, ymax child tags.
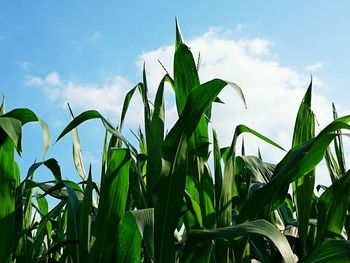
<box><xmin>154</xmin><ymin>77</ymin><xmax>238</xmax><ymax>263</ymax></box>
<box><xmin>213</xmin><ymin>129</ymin><xmax>223</xmax><ymax>225</ymax></box>
<box><xmin>132</xmin><ymin>208</ymin><xmax>154</xmax><ymax>260</ymax></box>
<box><xmin>78</xmin><ymin>167</ymin><xmax>93</xmax><ymax>262</ymax></box>
<box><xmin>189</xmin><ymin>219</ymin><xmax>296</xmax><ymax>263</ymax></box>
<box><xmin>3</xmin><ymin>108</ymin><xmax>50</xmax><ymax>158</ymax></box>
<box><xmin>332</xmin><ymin>103</ymin><xmax>347</xmax><ymax>176</ymax></box>
<box><xmin>316</xmin><ymin>169</ymin><xmax>350</xmax><ymax>243</ymax></box>
<box><xmin>115</xmin><ymin>211</ymin><xmax>142</xmax><ymax>263</ymax></box>
<box><xmin>29</xmin><ymin>200</ymin><xmax>67</xmax><ymax>262</ymax></box>
<box><xmin>291</xmin><ymin>81</ymin><xmax>315</xmax><ymax>257</ymax></box>
<box><xmin>304</xmin><ymin>240</ymin><xmax>350</xmax><ymax>263</ymax></box>
<box><xmin>119</xmin><ymin>84</ymin><xmax>139</xmax><ymax>132</ymax></box>
<box><xmin>238</xmin><ymin>116</ymin><xmax>350</xmax><ymax>223</ymax></box>
<box><xmin>68</xmin><ymin>105</ymin><xmax>86</xmax><ymax>181</ymax></box>
<box><xmin>89</xmin><ymin>148</ymin><xmax>131</xmax><ymax>262</ymax></box>
<box><xmin>0</xmin><ymin>117</ymin><xmax>22</xmax><ymax>151</ymax></box>
<box><xmin>0</xmin><ymin>133</ymin><xmax>19</xmax><ymax>263</ymax></box>
<box><xmin>56</xmin><ymin>109</ymin><xmax>138</xmax><ymax>157</ymax></box>
<box><xmin>146</xmin><ymin>75</ymin><xmax>168</xmax><ymax>204</ymax></box>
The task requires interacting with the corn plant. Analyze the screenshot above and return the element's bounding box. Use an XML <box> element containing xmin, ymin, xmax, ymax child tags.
<box><xmin>2</xmin><ymin>21</ymin><xmax>350</xmax><ymax>263</ymax></box>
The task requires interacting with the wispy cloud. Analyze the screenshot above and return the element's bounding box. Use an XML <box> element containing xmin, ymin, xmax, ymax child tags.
<box><xmin>19</xmin><ymin>61</ymin><xmax>32</xmax><ymax>70</ymax></box>
<box><xmin>89</xmin><ymin>31</ymin><xmax>103</xmax><ymax>41</ymax></box>
<box><xmin>234</xmin><ymin>23</ymin><xmax>248</xmax><ymax>32</ymax></box>
<box><xmin>72</xmin><ymin>31</ymin><xmax>104</xmax><ymax>50</ymax></box>
<box><xmin>306</xmin><ymin>62</ymin><xmax>323</xmax><ymax>72</ymax></box>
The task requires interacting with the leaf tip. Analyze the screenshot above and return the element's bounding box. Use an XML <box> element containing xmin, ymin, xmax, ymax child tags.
<box><xmin>175</xmin><ymin>17</ymin><xmax>183</xmax><ymax>46</ymax></box>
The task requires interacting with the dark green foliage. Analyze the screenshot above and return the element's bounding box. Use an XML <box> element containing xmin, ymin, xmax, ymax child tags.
<box><xmin>1</xmin><ymin>22</ymin><xmax>350</xmax><ymax>263</ymax></box>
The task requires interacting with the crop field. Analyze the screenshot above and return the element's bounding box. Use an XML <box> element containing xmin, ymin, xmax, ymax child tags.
<box><xmin>1</xmin><ymin>23</ymin><xmax>350</xmax><ymax>263</ymax></box>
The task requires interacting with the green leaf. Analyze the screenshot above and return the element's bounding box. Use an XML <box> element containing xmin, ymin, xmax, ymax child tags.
<box><xmin>154</xmin><ymin>77</ymin><xmax>240</xmax><ymax>262</ymax></box>
<box><xmin>29</xmin><ymin>200</ymin><xmax>67</xmax><ymax>262</ymax></box>
<box><xmin>56</xmin><ymin>109</ymin><xmax>138</xmax><ymax>157</ymax></box>
<box><xmin>68</xmin><ymin>104</ymin><xmax>87</xmax><ymax>181</ymax></box>
<box><xmin>132</xmin><ymin>208</ymin><xmax>154</xmax><ymax>260</ymax></box>
<box><xmin>163</xmin><ymin>79</ymin><xmax>229</xmax><ymax>161</ymax></box>
<box><xmin>115</xmin><ymin>212</ymin><xmax>142</xmax><ymax>263</ymax></box>
<box><xmin>119</xmin><ymin>84</ymin><xmax>138</xmax><ymax>132</ymax></box>
<box><xmin>324</xmin><ymin>147</ymin><xmax>341</xmax><ymax>183</ymax></box>
<box><xmin>181</xmin><ymin>240</ymin><xmax>212</xmax><ymax>263</ymax></box>
<box><xmin>115</xmin><ymin>208</ymin><xmax>154</xmax><ymax>262</ymax></box>
<box><xmin>174</xmin><ymin>21</ymin><xmax>200</xmax><ymax>116</ymax></box>
<box><xmin>0</xmin><ymin>133</ymin><xmax>19</xmax><ymax>263</ymax></box>
<box><xmin>154</xmin><ymin>134</ymin><xmax>188</xmax><ymax>263</ymax></box>
<box><xmin>291</xmin><ymin>81</ymin><xmax>315</xmax><ymax>256</ymax></box>
<box><xmin>56</xmin><ymin>110</ymin><xmax>104</xmax><ymax>142</ymax></box>
<box><xmin>0</xmin><ymin>95</ymin><xmax>5</xmax><ymax>115</ymax></box>
<box><xmin>89</xmin><ymin>148</ymin><xmax>131</xmax><ymax>262</ymax></box>
<box><xmin>235</xmin><ymin>156</ymin><xmax>274</xmax><ymax>185</ymax></box>
<box><xmin>189</xmin><ymin>220</ymin><xmax>297</xmax><ymax>263</ymax></box>
<box><xmin>65</xmin><ymin>185</ymin><xmax>80</xmax><ymax>262</ymax></box>
<box><xmin>0</xmin><ymin>117</ymin><xmax>22</xmax><ymax>152</ymax></box>
<box><xmin>146</xmin><ymin>74</ymin><xmax>170</xmax><ymax>204</ymax></box>
<box><xmin>213</xmin><ymin>129</ymin><xmax>223</xmax><ymax>225</ymax></box>
<box><xmin>332</xmin><ymin>103</ymin><xmax>347</xmax><ymax>176</ymax></box>
<box><xmin>174</xmin><ymin>21</ymin><xmax>217</xmax><ymax>231</ymax></box>
<box><xmin>140</xmin><ymin>65</ymin><xmax>152</xmax><ymax>151</ymax></box>
<box><xmin>78</xmin><ymin>167</ymin><xmax>93</xmax><ymax>262</ymax></box>
<box><xmin>218</xmin><ymin>124</ymin><xmax>283</xmax><ymax>228</ymax></box>
<box><xmin>238</xmin><ymin>116</ymin><xmax>350</xmax><ymax>223</ymax></box>
<box><xmin>230</xmin><ymin>124</ymin><xmax>285</xmax><ymax>156</ymax></box>
<box><xmin>3</xmin><ymin>108</ymin><xmax>50</xmax><ymax>158</ymax></box>
<box><xmin>316</xmin><ymin>170</ymin><xmax>350</xmax><ymax>243</ymax></box>
<box><xmin>304</xmin><ymin>240</ymin><xmax>350</xmax><ymax>263</ymax></box>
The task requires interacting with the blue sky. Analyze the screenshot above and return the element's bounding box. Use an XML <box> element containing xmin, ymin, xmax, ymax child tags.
<box><xmin>1</xmin><ymin>1</ymin><xmax>350</xmax><ymax>184</ymax></box>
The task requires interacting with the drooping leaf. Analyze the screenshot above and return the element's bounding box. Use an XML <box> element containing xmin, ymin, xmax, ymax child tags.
<box><xmin>3</xmin><ymin>108</ymin><xmax>50</xmax><ymax>158</ymax></box>
<box><xmin>56</xmin><ymin>109</ymin><xmax>138</xmax><ymax>157</ymax></box>
<box><xmin>189</xmin><ymin>220</ymin><xmax>297</xmax><ymax>263</ymax></box>
<box><xmin>0</xmin><ymin>117</ymin><xmax>22</xmax><ymax>152</ymax></box>
<box><xmin>68</xmin><ymin>104</ymin><xmax>86</xmax><ymax>181</ymax></box>
<box><xmin>238</xmin><ymin>116</ymin><xmax>350</xmax><ymax>223</ymax></box>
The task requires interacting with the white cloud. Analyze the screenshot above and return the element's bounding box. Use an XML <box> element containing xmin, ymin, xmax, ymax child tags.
<box><xmin>28</xmin><ymin>28</ymin><xmax>340</xmax><ymax>185</ymax></box>
<box><xmin>137</xmin><ymin>29</ymin><xmax>334</xmax><ymax>171</ymax></box>
<box><xmin>20</xmin><ymin>61</ymin><xmax>31</xmax><ymax>70</ymax></box>
<box><xmin>25</xmin><ymin>72</ymin><xmax>144</xmax><ymax>125</ymax></box>
<box><xmin>234</xmin><ymin>23</ymin><xmax>248</xmax><ymax>32</ymax></box>
<box><xmin>306</xmin><ymin>62</ymin><xmax>323</xmax><ymax>72</ymax></box>
<box><xmin>71</xmin><ymin>31</ymin><xmax>103</xmax><ymax>50</ymax></box>
<box><xmin>89</xmin><ymin>31</ymin><xmax>103</xmax><ymax>41</ymax></box>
